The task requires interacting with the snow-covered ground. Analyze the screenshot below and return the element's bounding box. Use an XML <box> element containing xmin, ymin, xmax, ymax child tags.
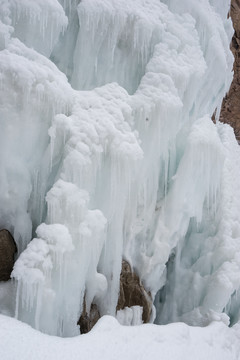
<box><xmin>0</xmin><ymin>314</ymin><xmax>240</xmax><ymax>360</ymax></box>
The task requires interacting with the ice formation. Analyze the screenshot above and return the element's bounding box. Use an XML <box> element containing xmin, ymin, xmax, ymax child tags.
<box><xmin>0</xmin><ymin>0</ymin><xmax>239</xmax><ymax>337</ymax></box>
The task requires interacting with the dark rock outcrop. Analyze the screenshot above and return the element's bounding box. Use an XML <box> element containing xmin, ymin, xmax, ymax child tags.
<box><xmin>78</xmin><ymin>261</ymin><xmax>152</xmax><ymax>333</ymax></box>
<box><xmin>0</xmin><ymin>230</ymin><xmax>17</xmax><ymax>281</ymax></box>
<box><xmin>220</xmin><ymin>1</ymin><xmax>240</xmax><ymax>138</ymax></box>
<box><xmin>78</xmin><ymin>298</ymin><xmax>100</xmax><ymax>334</ymax></box>
<box><xmin>117</xmin><ymin>260</ymin><xmax>152</xmax><ymax>323</ymax></box>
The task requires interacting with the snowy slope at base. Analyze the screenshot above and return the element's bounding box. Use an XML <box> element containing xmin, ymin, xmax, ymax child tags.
<box><xmin>0</xmin><ymin>315</ymin><xmax>239</xmax><ymax>360</ymax></box>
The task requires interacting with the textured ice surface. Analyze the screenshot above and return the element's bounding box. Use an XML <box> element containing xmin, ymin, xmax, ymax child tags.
<box><xmin>116</xmin><ymin>306</ymin><xmax>143</xmax><ymax>326</ymax></box>
<box><xmin>0</xmin><ymin>0</ymin><xmax>239</xmax><ymax>336</ymax></box>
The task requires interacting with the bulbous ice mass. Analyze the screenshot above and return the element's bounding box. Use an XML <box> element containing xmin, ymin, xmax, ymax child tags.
<box><xmin>0</xmin><ymin>0</ymin><xmax>239</xmax><ymax>336</ymax></box>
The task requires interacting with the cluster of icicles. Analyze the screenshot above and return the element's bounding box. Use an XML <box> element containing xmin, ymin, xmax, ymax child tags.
<box><xmin>1</xmin><ymin>0</ymin><xmax>240</xmax><ymax>337</ymax></box>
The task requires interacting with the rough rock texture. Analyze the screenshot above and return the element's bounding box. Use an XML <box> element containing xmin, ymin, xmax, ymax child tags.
<box><xmin>78</xmin><ymin>298</ymin><xmax>100</xmax><ymax>334</ymax></box>
<box><xmin>78</xmin><ymin>260</ymin><xmax>152</xmax><ymax>333</ymax></box>
<box><xmin>220</xmin><ymin>0</ymin><xmax>240</xmax><ymax>139</ymax></box>
<box><xmin>117</xmin><ymin>260</ymin><xmax>152</xmax><ymax>323</ymax></box>
<box><xmin>0</xmin><ymin>230</ymin><xmax>17</xmax><ymax>281</ymax></box>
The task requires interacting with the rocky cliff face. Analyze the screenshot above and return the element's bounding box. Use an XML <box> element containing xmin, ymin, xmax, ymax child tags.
<box><xmin>0</xmin><ymin>230</ymin><xmax>17</xmax><ymax>281</ymax></box>
<box><xmin>78</xmin><ymin>261</ymin><xmax>152</xmax><ymax>334</ymax></box>
<box><xmin>220</xmin><ymin>1</ymin><xmax>240</xmax><ymax>138</ymax></box>
<box><xmin>117</xmin><ymin>261</ymin><xmax>152</xmax><ymax>324</ymax></box>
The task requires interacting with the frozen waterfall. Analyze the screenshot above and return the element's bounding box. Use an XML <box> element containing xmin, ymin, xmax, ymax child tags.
<box><xmin>0</xmin><ymin>0</ymin><xmax>239</xmax><ymax>337</ymax></box>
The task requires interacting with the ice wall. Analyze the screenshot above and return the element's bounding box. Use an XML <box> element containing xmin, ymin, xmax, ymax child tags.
<box><xmin>0</xmin><ymin>0</ymin><xmax>239</xmax><ymax>336</ymax></box>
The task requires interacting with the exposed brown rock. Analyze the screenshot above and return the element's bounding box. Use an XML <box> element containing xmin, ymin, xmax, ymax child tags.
<box><xmin>117</xmin><ymin>260</ymin><xmax>152</xmax><ymax>323</ymax></box>
<box><xmin>78</xmin><ymin>297</ymin><xmax>100</xmax><ymax>334</ymax></box>
<box><xmin>0</xmin><ymin>229</ymin><xmax>17</xmax><ymax>281</ymax></box>
<box><xmin>220</xmin><ymin>1</ymin><xmax>240</xmax><ymax>138</ymax></box>
<box><xmin>78</xmin><ymin>261</ymin><xmax>152</xmax><ymax>333</ymax></box>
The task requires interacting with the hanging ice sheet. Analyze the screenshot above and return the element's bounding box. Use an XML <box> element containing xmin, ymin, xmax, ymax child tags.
<box><xmin>0</xmin><ymin>0</ymin><xmax>238</xmax><ymax>336</ymax></box>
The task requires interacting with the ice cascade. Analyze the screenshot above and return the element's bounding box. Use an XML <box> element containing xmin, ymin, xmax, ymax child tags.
<box><xmin>0</xmin><ymin>0</ymin><xmax>239</xmax><ymax>336</ymax></box>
